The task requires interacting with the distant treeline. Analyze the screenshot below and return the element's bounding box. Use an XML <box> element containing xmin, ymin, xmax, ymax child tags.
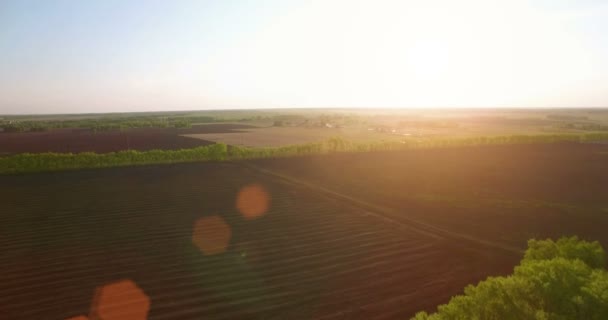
<box><xmin>546</xmin><ymin>114</ymin><xmax>590</xmax><ymax>121</ymax></box>
<box><xmin>556</xmin><ymin>122</ymin><xmax>608</xmax><ymax>131</ymax></box>
<box><xmin>1</xmin><ymin>132</ymin><xmax>608</xmax><ymax>174</ymax></box>
<box><xmin>0</xmin><ymin>112</ymin><xmax>368</xmax><ymax>132</ymax></box>
<box><xmin>397</xmin><ymin>120</ymin><xmax>459</xmax><ymax>129</ymax></box>
<box><xmin>0</xmin><ymin>115</ymin><xmax>232</xmax><ymax>132</ymax></box>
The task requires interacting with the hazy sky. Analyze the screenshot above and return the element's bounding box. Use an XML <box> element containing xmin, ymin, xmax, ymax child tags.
<box><xmin>1</xmin><ymin>0</ymin><xmax>608</xmax><ymax>114</ymax></box>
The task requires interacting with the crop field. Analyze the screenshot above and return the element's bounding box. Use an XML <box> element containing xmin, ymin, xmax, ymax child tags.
<box><xmin>181</xmin><ymin>126</ymin><xmax>403</xmax><ymax>147</ymax></box>
<box><xmin>2</xmin><ymin>142</ymin><xmax>608</xmax><ymax>319</ymax></box>
<box><xmin>181</xmin><ymin>109</ymin><xmax>608</xmax><ymax>148</ymax></box>
<box><xmin>251</xmin><ymin>143</ymin><xmax>608</xmax><ymax>249</ymax></box>
<box><xmin>0</xmin><ymin>124</ymin><xmax>255</xmax><ymax>155</ymax></box>
<box><xmin>4</xmin><ymin>109</ymin><xmax>608</xmax><ymax>152</ymax></box>
<box><xmin>2</xmin><ymin>109</ymin><xmax>608</xmax><ymax>319</ymax></box>
<box><xmin>1</xmin><ymin>160</ymin><xmax>519</xmax><ymax>320</ymax></box>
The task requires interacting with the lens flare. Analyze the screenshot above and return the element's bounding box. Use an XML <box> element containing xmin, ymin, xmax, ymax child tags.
<box><xmin>192</xmin><ymin>215</ymin><xmax>232</xmax><ymax>255</ymax></box>
<box><xmin>90</xmin><ymin>279</ymin><xmax>150</xmax><ymax>320</ymax></box>
<box><xmin>236</xmin><ymin>184</ymin><xmax>271</xmax><ymax>219</ymax></box>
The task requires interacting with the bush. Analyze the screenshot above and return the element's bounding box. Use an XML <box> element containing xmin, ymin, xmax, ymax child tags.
<box><xmin>412</xmin><ymin>236</ymin><xmax>608</xmax><ymax>320</ymax></box>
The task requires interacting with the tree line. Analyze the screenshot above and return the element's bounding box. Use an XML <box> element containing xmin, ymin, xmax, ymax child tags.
<box><xmin>1</xmin><ymin>132</ymin><xmax>608</xmax><ymax>174</ymax></box>
<box><xmin>0</xmin><ymin>115</ymin><xmax>223</xmax><ymax>132</ymax></box>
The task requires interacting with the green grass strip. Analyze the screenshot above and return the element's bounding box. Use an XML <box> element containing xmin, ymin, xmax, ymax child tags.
<box><xmin>1</xmin><ymin>132</ymin><xmax>608</xmax><ymax>174</ymax></box>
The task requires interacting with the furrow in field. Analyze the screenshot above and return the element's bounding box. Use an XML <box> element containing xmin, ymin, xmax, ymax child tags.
<box><xmin>0</xmin><ymin>161</ymin><xmax>516</xmax><ymax>320</ymax></box>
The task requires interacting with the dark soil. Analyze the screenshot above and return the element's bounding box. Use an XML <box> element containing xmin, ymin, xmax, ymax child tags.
<box><xmin>2</xmin><ymin>143</ymin><xmax>606</xmax><ymax>319</ymax></box>
<box><xmin>0</xmin><ymin>161</ymin><xmax>517</xmax><ymax>320</ymax></box>
<box><xmin>251</xmin><ymin>143</ymin><xmax>608</xmax><ymax>249</ymax></box>
<box><xmin>0</xmin><ymin>124</ymin><xmax>256</xmax><ymax>154</ymax></box>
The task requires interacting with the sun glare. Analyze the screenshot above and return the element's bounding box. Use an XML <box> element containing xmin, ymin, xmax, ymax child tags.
<box><xmin>1</xmin><ymin>0</ymin><xmax>605</xmax><ymax>113</ymax></box>
<box><xmin>198</xmin><ymin>0</ymin><xmax>601</xmax><ymax>109</ymax></box>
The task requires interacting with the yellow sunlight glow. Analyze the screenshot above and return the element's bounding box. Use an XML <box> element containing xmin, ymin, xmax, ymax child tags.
<box><xmin>201</xmin><ymin>0</ymin><xmax>598</xmax><ymax>108</ymax></box>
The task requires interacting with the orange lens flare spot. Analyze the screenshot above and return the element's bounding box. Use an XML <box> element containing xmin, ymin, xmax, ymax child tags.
<box><xmin>236</xmin><ymin>184</ymin><xmax>270</xmax><ymax>219</ymax></box>
<box><xmin>192</xmin><ymin>215</ymin><xmax>232</xmax><ymax>255</ymax></box>
<box><xmin>90</xmin><ymin>279</ymin><xmax>150</xmax><ymax>320</ymax></box>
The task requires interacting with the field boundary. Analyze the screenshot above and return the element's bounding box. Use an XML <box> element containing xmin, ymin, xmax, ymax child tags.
<box><xmin>242</xmin><ymin>163</ymin><xmax>525</xmax><ymax>256</ymax></box>
<box><xmin>2</xmin><ymin>132</ymin><xmax>608</xmax><ymax>174</ymax></box>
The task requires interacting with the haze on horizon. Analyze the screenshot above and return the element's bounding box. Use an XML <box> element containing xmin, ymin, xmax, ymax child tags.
<box><xmin>1</xmin><ymin>0</ymin><xmax>608</xmax><ymax>115</ymax></box>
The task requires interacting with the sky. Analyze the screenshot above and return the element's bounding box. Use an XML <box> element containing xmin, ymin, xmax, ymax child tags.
<box><xmin>1</xmin><ymin>0</ymin><xmax>608</xmax><ymax>114</ymax></box>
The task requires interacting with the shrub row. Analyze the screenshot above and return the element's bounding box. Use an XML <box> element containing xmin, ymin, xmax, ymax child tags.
<box><xmin>0</xmin><ymin>115</ymin><xmax>225</xmax><ymax>132</ymax></box>
<box><xmin>0</xmin><ymin>144</ymin><xmax>228</xmax><ymax>174</ymax></box>
<box><xmin>1</xmin><ymin>132</ymin><xmax>607</xmax><ymax>174</ymax></box>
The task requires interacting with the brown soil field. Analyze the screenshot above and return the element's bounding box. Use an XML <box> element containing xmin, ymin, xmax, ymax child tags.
<box><xmin>1</xmin><ymin>162</ymin><xmax>517</xmax><ymax>320</ymax></box>
<box><xmin>251</xmin><ymin>143</ymin><xmax>608</xmax><ymax>249</ymax></box>
<box><xmin>2</xmin><ymin>143</ymin><xmax>607</xmax><ymax>319</ymax></box>
<box><xmin>182</xmin><ymin>126</ymin><xmax>401</xmax><ymax>147</ymax></box>
<box><xmin>0</xmin><ymin>124</ymin><xmax>255</xmax><ymax>155</ymax></box>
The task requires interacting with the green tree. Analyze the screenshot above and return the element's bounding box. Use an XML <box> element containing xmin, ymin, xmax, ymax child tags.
<box><xmin>412</xmin><ymin>237</ymin><xmax>608</xmax><ymax>320</ymax></box>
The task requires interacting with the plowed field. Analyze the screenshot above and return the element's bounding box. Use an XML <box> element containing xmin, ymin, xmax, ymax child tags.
<box><xmin>252</xmin><ymin>143</ymin><xmax>608</xmax><ymax>249</ymax></box>
<box><xmin>2</xmin><ymin>143</ymin><xmax>607</xmax><ymax>319</ymax></box>
<box><xmin>0</xmin><ymin>164</ymin><xmax>515</xmax><ymax>320</ymax></box>
<box><xmin>0</xmin><ymin>124</ymin><xmax>255</xmax><ymax>155</ymax></box>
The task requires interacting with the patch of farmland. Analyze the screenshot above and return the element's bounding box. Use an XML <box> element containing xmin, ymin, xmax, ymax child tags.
<box><xmin>0</xmin><ymin>124</ymin><xmax>257</xmax><ymax>155</ymax></box>
<box><xmin>250</xmin><ymin>142</ymin><xmax>608</xmax><ymax>250</ymax></box>
<box><xmin>0</xmin><ymin>162</ymin><xmax>517</xmax><ymax>320</ymax></box>
<box><xmin>181</xmin><ymin>126</ymin><xmax>399</xmax><ymax>147</ymax></box>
